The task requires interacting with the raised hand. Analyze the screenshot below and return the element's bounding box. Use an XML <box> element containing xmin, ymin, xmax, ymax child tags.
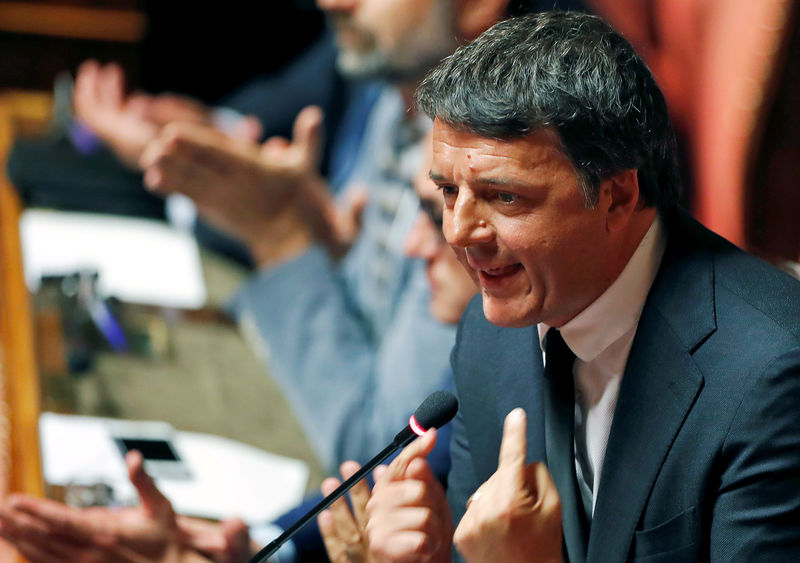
<box><xmin>0</xmin><ymin>451</ymin><xmax>191</xmax><ymax>562</ymax></box>
<box><xmin>365</xmin><ymin>429</ymin><xmax>452</xmax><ymax>563</ymax></box>
<box><xmin>177</xmin><ymin>516</ymin><xmax>254</xmax><ymax>563</ymax></box>
<box><xmin>140</xmin><ymin>105</ymin><xmax>339</xmax><ymax>266</ymax></box>
<box><xmin>318</xmin><ymin>460</ymin><xmax>374</xmax><ymax>562</ymax></box>
<box><xmin>453</xmin><ymin>408</ymin><xmax>562</xmax><ymax>563</ymax></box>
<box><xmin>73</xmin><ymin>60</ymin><xmax>260</xmax><ymax>170</ymax></box>
<box><xmin>74</xmin><ymin>59</ymin><xmax>161</xmax><ymax>168</ymax></box>
<box><xmin>0</xmin><ymin>451</ymin><xmax>252</xmax><ymax>563</ymax></box>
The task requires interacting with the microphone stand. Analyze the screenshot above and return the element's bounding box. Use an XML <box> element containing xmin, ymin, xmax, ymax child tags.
<box><xmin>249</xmin><ymin>432</ymin><xmax>415</xmax><ymax>563</ymax></box>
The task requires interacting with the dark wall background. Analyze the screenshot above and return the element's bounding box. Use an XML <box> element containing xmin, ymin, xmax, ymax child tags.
<box><xmin>0</xmin><ymin>0</ymin><xmax>325</xmax><ymax>103</ymax></box>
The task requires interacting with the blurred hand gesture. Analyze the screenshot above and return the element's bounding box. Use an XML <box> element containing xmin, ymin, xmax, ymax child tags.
<box><xmin>73</xmin><ymin>60</ymin><xmax>261</xmax><ymax>169</ymax></box>
<box><xmin>0</xmin><ymin>451</ymin><xmax>252</xmax><ymax>563</ymax></box>
<box><xmin>74</xmin><ymin>60</ymin><xmax>161</xmax><ymax>168</ymax></box>
<box><xmin>141</xmin><ymin>105</ymin><xmax>351</xmax><ymax>266</ymax></box>
<box><xmin>318</xmin><ymin>460</ymin><xmax>375</xmax><ymax>563</ymax></box>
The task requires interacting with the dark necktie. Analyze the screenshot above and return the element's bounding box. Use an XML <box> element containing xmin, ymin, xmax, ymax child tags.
<box><xmin>543</xmin><ymin>328</ymin><xmax>590</xmax><ymax>563</ymax></box>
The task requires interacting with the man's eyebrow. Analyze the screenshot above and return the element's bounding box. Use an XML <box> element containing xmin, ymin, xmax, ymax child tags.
<box><xmin>428</xmin><ymin>170</ymin><xmax>517</xmax><ymax>187</ymax></box>
<box><xmin>478</xmin><ymin>177</ymin><xmax>517</xmax><ymax>187</ymax></box>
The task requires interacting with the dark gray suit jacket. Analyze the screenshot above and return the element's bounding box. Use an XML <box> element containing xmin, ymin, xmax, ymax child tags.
<box><xmin>448</xmin><ymin>208</ymin><xmax>800</xmax><ymax>561</ymax></box>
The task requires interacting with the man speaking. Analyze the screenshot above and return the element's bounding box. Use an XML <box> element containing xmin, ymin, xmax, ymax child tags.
<box><xmin>367</xmin><ymin>11</ymin><xmax>800</xmax><ymax>562</ymax></box>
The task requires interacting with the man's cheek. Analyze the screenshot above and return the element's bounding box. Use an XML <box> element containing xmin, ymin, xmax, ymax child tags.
<box><xmin>454</xmin><ymin>251</ymin><xmax>474</xmax><ymax>276</ymax></box>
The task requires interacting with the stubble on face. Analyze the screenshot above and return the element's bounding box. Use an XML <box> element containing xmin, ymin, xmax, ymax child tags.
<box><xmin>329</xmin><ymin>0</ymin><xmax>458</xmax><ymax>81</ymax></box>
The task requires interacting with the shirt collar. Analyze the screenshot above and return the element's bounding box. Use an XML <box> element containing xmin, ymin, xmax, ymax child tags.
<box><xmin>538</xmin><ymin>215</ymin><xmax>667</xmax><ymax>362</ymax></box>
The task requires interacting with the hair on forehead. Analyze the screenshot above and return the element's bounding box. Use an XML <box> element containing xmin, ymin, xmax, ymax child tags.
<box><xmin>416</xmin><ymin>11</ymin><xmax>680</xmax><ymax>210</ymax></box>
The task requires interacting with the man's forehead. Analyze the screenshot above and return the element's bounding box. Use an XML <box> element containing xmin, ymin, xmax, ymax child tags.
<box><xmin>430</xmin><ymin>121</ymin><xmax>572</xmax><ymax>180</ymax></box>
<box><xmin>433</xmin><ymin>118</ymin><xmax>561</xmax><ymax>143</ymax></box>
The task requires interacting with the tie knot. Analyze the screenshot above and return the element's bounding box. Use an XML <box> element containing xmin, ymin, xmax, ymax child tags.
<box><xmin>543</xmin><ymin>328</ymin><xmax>576</xmax><ymax>378</ymax></box>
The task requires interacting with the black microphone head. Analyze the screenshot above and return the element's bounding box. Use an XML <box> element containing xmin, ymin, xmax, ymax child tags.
<box><xmin>413</xmin><ymin>390</ymin><xmax>459</xmax><ymax>431</ymax></box>
<box><xmin>393</xmin><ymin>391</ymin><xmax>459</xmax><ymax>445</ymax></box>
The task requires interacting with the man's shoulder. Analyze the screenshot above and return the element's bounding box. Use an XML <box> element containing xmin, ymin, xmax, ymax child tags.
<box><xmin>715</xmin><ymin>249</ymin><xmax>800</xmax><ymax>335</ymax></box>
<box><xmin>663</xmin><ymin>209</ymin><xmax>800</xmax><ymax>354</ymax></box>
<box><xmin>682</xmin><ymin>212</ymin><xmax>800</xmax><ymax>338</ymax></box>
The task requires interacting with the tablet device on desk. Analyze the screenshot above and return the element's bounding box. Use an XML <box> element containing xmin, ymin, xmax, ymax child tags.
<box><xmin>40</xmin><ymin>413</ymin><xmax>310</xmax><ymax>523</ymax></box>
<box><xmin>109</xmin><ymin>421</ymin><xmax>192</xmax><ymax>481</ymax></box>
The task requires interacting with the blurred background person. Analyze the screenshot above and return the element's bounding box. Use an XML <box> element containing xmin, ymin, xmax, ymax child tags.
<box><xmin>133</xmin><ymin>0</ymin><xmax>585</xmax><ymax>482</ymax></box>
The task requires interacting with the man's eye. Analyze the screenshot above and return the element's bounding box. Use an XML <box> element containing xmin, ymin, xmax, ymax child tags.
<box><xmin>498</xmin><ymin>192</ymin><xmax>516</xmax><ymax>203</ymax></box>
<box><xmin>440</xmin><ymin>185</ymin><xmax>458</xmax><ymax>196</ymax></box>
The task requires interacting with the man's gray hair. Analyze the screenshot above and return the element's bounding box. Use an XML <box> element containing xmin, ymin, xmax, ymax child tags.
<box><xmin>416</xmin><ymin>11</ymin><xmax>679</xmax><ymax>209</ymax></box>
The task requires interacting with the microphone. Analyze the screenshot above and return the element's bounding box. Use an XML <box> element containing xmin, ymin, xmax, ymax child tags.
<box><xmin>250</xmin><ymin>390</ymin><xmax>458</xmax><ymax>563</ymax></box>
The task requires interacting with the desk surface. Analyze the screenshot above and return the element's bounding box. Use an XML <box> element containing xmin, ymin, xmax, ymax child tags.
<box><xmin>38</xmin><ymin>247</ymin><xmax>326</xmax><ymax>493</ymax></box>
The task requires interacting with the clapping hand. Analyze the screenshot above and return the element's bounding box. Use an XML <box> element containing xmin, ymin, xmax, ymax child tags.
<box><xmin>0</xmin><ymin>451</ymin><xmax>252</xmax><ymax>563</ymax></box>
<box><xmin>73</xmin><ymin>60</ymin><xmax>260</xmax><ymax>170</ymax></box>
<box><xmin>317</xmin><ymin>460</ymin><xmax>375</xmax><ymax>563</ymax></box>
<box><xmin>140</xmin><ymin>106</ymin><xmax>335</xmax><ymax>266</ymax></box>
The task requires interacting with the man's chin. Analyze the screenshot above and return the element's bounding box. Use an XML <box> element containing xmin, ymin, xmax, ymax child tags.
<box><xmin>336</xmin><ymin>50</ymin><xmax>391</xmax><ymax>80</ymax></box>
<box><xmin>336</xmin><ymin>50</ymin><xmax>430</xmax><ymax>83</ymax></box>
<box><xmin>481</xmin><ymin>295</ymin><xmax>535</xmax><ymax>328</ymax></box>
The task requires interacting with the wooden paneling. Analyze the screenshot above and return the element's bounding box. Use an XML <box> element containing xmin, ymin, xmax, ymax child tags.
<box><xmin>0</xmin><ymin>90</ymin><xmax>50</xmax><ymax>563</ymax></box>
<box><xmin>0</xmin><ymin>2</ymin><xmax>146</xmax><ymax>42</ymax></box>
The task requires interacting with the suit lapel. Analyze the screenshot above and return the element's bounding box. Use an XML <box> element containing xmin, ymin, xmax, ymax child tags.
<box><xmin>457</xmin><ymin>302</ymin><xmax>546</xmax><ymax>482</ymax></box>
<box><xmin>587</xmin><ymin>210</ymin><xmax>716</xmax><ymax>562</ymax></box>
<box><xmin>587</xmin><ymin>308</ymin><xmax>703</xmax><ymax>561</ymax></box>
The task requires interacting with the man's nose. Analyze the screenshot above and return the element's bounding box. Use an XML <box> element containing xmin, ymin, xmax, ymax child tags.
<box><xmin>404</xmin><ymin>215</ymin><xmax>440</xmax><ymax>260</ymax></box>
<box><xmin>317</xmin><ymin>0</ymin><xmax>358</xmax><ymax>12</ymax></box>
<box><xmin>445</xmin><ymin>196</ymin><xmax>491</xmax><ymax>248</ymax></box>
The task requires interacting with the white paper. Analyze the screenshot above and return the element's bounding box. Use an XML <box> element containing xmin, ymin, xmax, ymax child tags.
<box><xmin>39</xmin><ymin>413</ymin><xmax>309</xmax><ymax>525</ymax></box>
<box><xmin>21</xmin><ymin>210</ymin><xmax>206</xmax><ymax>309</ymax></box>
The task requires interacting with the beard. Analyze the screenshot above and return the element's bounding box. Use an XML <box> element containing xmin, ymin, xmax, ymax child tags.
<box><xmin>336</xmin><ymin>47</ymin><xmax>394</xmax><ymax>80</ymax></box>
<box><xmin>329</xmin><ymin>2</ymin><xmax>458</xmax><ymax>82</ymax></box>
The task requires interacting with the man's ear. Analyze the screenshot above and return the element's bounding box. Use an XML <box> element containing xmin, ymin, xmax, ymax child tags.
<box><xmin>455</xmin><ymin>0</ymin><xmax>510</xmax><ymax>41</ymax></box>
<box><xmin>601</xmin><ymin>168</ymin><xmax>641</xmax><ymax>233</ymax></box>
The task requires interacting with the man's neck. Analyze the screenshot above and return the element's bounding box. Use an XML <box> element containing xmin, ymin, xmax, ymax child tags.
<box><xmin>550</xmin><ymin>207</ymin><xmax>660</xmax><ymax>329</ymax></box>
<box><xmin>556</xmin><ymin>212</ymin><xmax>665</xmax><ymax>348</ymax></box>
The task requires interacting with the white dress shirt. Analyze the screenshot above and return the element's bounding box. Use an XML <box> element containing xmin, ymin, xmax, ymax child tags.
<box><xmin>539</xmin><ymin>215</ymin><xmax>666</xmax><ymax>515</ymax></box>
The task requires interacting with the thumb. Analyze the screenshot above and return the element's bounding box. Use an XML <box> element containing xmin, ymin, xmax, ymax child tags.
<box><xmin>343</xmin><ymin>185</ymin><xmax>369</xmax><ymax>229</ymax></box>
<box><xmin>126</xmin><ymin>450</ymin><xmax>174</xmax><ymax>522</ymax></box>
<box><xmin>291</xmin><ymin>105</ymin><xmax>324</xmax><ymax>170</ymax></box>
<box><xmin>124</xmin><ymin>93</ymin><xmax>150</xmax><ymax>118</ymax></box>
<box><xmin>335</xmin><ymin>185</ymin><xmax>369</xmax><ymax>246</ymax></box>
<box><xmin>527</xmin><ymin>462</ymin><xmax>561</xmax><ymax>514</ymax></box>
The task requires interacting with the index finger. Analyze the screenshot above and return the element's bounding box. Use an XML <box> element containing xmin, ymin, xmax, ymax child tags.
<box><xmin>380</xmin><ymin>428</ymin><xmax>437</xmax><ymax>483</ymax></box>
<box><xmin>498</xmin><ymin>408</ymin><xmax>528</xmax><ymax>469</ymax></box>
